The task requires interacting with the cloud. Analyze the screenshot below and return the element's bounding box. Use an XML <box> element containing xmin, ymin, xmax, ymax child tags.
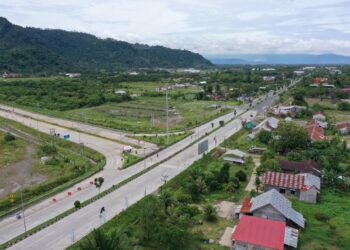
<box><xmin>1</xmin><ymin>0</ymin><xmax>350</xmax><ymax>55</ymax></box>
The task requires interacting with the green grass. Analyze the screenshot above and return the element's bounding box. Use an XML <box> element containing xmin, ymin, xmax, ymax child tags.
<box><xmin>0</xmin><ymin>131</ymin><xmax>27</xmax><ymax>168</ymax></box>
<box><xmin>293</xmin><ymin>189</ymin><xmax>350</xmax><ymax>250</ymax></box>
<box><xmin>122</xmin><ymin>153</ymin><xmax>142</xmax><ymax>169</ymax></box>
<box><xmin>224</xmin><ymin>128</ymin><xmax>266</xmax><ymax>151</ymax></box>
<box><xmin>131</xmin><ymin>131</ymin><xmax>193</xmax><ymax>146</ymax></box>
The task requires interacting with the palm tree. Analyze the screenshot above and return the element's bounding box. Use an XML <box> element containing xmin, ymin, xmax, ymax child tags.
<box><xmin>159</xmin><ymin>189</ymin><xmax>173</xmax><ymax>215</ymax></box>
<box><xmin>78</xmin><ymin>228</ymin><xmax>129</xmax><ymax>250</ymax></box>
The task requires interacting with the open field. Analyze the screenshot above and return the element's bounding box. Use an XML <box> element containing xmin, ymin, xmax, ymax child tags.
<box><xmin>293</xmin><ymin>189</ymin><xmax>350</xmax><ymax>250</ymax></box>
<box><xmin>305</xmin><ymin>98</ymin><xmax>337</xmax><ymax>109</ymax></box>
<box><xmin>59</xmin><ymin>97</ymin><xmax>236</xmax><ymax>133</ymax></box>
<box><xmin>224</xmin><ymin>128</ymin><xmax>266</xmax><ymax>151</ymax></box>
<box><xmin>0</xmin><ymin>117</ymin><xmax>104</xmax><ymax>213</ymax></box>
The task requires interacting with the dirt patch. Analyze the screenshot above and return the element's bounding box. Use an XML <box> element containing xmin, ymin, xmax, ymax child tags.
<box><xmin>214</xmin><ymin>201</ymin><xmax>236</xmax><ymax>219</ymax></box>
<box><xmin>0</xmin><ymin>146</ymin><xmax>47</xmax><ymax>199</ymax></box>
<box><xmin>219</xmin><ymin>226</ymin><xmax>234</xmax><ymax>248</ymax></box>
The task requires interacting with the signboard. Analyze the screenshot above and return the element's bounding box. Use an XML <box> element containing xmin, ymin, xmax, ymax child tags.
<box><xmin>198</xmin><ymin>139</ymin><xmax>208</xmax><ymax>155</ymax></box>
<box><xmin>63</xmin><ymin>134</ymin><xmax>70</xmax><ymax>140</ymax></box>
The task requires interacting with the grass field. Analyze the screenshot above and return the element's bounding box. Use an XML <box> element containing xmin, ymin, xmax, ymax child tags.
<box><xmin>58</xmin><ymin>97</ymin><xmax>236</xmax><ymax>133</ymax></box>
<box><xmin>0</xmin><ymin>131</ymin><xmax>26</xmax><ymax>168</ymax></box>
<box><xmin>305</xmin><ymin>98</ymin><xmax>337</xmax><ymax>109</ymax></box>
<box><xmin>224</xmin><ymin>128</ymin><xmax>266</xmax><ymax>152</ymax></box>
<box><xmin>293</xmin><ymin>189</ymin><xmax>350</xmax><ymax>250</ymax></box>
<box><xmin>122</xmin><ymin>153</ymin><xmax>142</xmax><ymax>169</ymax></box>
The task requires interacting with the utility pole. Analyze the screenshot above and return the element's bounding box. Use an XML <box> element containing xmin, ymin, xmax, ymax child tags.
<box><xmin>166</xmin><ymin>85</ymin><xmax>169</xmax><ymax>145</ymax></box>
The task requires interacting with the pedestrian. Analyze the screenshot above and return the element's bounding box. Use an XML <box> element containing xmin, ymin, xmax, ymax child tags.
<box><xmin>100</xmin><ymin>206</ymin><xmax>105</xmax><ymax>214</ymax></box>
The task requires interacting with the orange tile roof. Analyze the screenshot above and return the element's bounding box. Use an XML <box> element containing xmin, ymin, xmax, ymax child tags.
<box><xmin>240</xmin><ymin>197</ymin><xmax>252</xmax><ymax>213</ymax></box>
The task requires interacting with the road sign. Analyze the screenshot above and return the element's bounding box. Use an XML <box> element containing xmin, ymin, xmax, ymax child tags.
<box><xmin>63</xmin><ymin>134</ymin><xmax>70</xmax><ymax>140</ymax></box>
<box><xmin>198</xmin><ymin>139</ymin><xmax>209</xmax><ymax>155</ymax></box>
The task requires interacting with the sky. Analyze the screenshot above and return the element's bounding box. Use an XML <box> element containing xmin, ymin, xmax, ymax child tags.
<box><xmin>1</xmin><ymin>0</ymin><xmax>350</xmax><ymax>56</ymax></box>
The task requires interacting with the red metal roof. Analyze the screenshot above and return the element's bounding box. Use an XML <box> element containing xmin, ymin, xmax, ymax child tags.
<box><xmin>232</xmin><ymin>216</ymin><xmax>286</xmax><ymax>250</ymax></box>
<box><xmin>240</xmin><ymin>197</ymin><xmax>252</xmax><ymax>213</ymax></box>
<box><xmin>305</xmin><ymin>120</ymin><xmax>325</xmax><ymax>141</ymax></box>
<box><xmin>263</xmin><ymin>171</ymin><xmax>305</xmax><ymax>189</ymax></box>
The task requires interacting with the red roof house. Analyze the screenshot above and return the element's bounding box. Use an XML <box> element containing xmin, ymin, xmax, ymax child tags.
<box><xmin>263</xmin><ymin>171</ymin><xmax>321</xmax><ymax>203</ymax></box>
<box><xmin>232</xmin><ymin>216</ymin><xmax>286</xmax><ymax>250</ymax></box>
<box><xmin>305</xmin><ymin>119</ymin><xmax>331</xmax><ymax>141</ymax></box>
<box><xmin>342</xmin><ymin>87</ymin><xmax>350</xmax><ymax>93</ymax></box>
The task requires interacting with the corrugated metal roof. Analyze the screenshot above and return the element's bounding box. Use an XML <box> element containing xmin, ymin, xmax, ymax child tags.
<box><xmin>250</xmin><ymin>189</ymin><xmax>305</xmax><ymax>228</ymax></box>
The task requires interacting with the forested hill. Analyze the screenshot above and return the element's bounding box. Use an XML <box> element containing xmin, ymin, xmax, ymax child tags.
<box><xmin>0</xmin><ymin>17</ymin><xmax>212</xmax><ymax>73</ymax></box>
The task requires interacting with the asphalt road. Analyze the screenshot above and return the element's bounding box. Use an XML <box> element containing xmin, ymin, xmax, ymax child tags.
<box><xmin>0</xmin><ymin>84</ymin><xmax>288</xmax><ymax>249</ymax></box>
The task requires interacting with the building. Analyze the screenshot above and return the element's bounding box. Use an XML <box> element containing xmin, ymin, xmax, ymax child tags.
<box><xmin>305</xmin><ymin>120</ymin><xmax>331</xmax><ymax>141</ymax></box>
<box><xmin>239</xmin><ymin>189</ymin><xmax>305</xmax><ymax>228</ymax></box>
<box><xmin>263</xmin><ymin>171</ymin><xmax>321</xmax><ymax>203</ymax></box>
<box><xmin>343</xmin><ymin>87</ymin><xmax>350</xmax><ymax>93</ymax></box>
<box><xmin>278</xmin><ymin>159</ymin><xmax>322</xmax><ymax>177</ymax></box>
<box><xmin>313</xmin><ymin>77</ymin><xmax>329</xmax><ymax>85</ymax></box>
<box><xmin>115</xmin><ymin>90</ymin><xmax>127</xmax><ymax>95</ymax></box>
<box><xmin>272</xmin><ymin>105</ymin><xmax>305</xmax><ymax>117</ymax></box>
<box><xmin>337</xmin><ymin>121</ymin><xmax>350</xmax><ymax>135</ymax></box>
<box><xmin>224</xmin><ymin>149</ymin><xmax>246</xmax><ymax>164</ymax></box>
<box><xmin>247</xmin><ymin>117</ymin><xmax>279</xmax><ymax>140</ymax></box>
<box><xmin>293</xmin><ymin>70</ymin><xmax>304</xmax><ymax>76</ymax></box>
<box><xmin>312</xmin><ymin>112</ymin><xmax>326</xmax><ymax>121</ymax></box>
<box><xmin>231</xmin><ymin>216</ymin><xmax>299</xmax><ymax>250</ymax></box>
<box><xmin>65</xmin><ymin>73</ymin><xmax>81</xmax><ymax>78</ymax></box>
<box><xmin>263</xmin><ymin>76</ymin><xmax>276</xmax><ymax>81</ymax></box>
<box><xmin>2</xmin><ymin>72</ymin><xmax>21</xmax><ymax>78</ymax></box>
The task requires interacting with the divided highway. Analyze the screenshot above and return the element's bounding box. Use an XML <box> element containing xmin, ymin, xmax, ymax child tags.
<box><xmin>0</xmin><ymin>88</ymin><xmax>284</xmax><ymax>249</ymax></box>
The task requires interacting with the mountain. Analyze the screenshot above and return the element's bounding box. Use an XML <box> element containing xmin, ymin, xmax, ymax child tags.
<box><xmin>207</xmin><ymin>54</ymin><xmax>350</xmax><ymax>65</ymax></box>
<box><xmin>0</xmin><ymin>17</ymin><xmax>212</xmax><ymax>73</ymax></box>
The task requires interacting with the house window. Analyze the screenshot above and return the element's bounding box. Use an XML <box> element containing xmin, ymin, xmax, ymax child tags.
<box><xmin>279</xmin><ymin>188</ymin><xmax>286</xmax><ymax>194</ymax></box>
<box><xmin>236</xmin><ymin>243</ymin><xmax>248</xmax><ymax>250</ymax></box>
<box><xmin>290</xmin><ymin>189</ymin><xmax>296</xmax><ymax>195</ymax></box>
<box><xmin>253</xmin><ymin>247</ymin><xmax>265</xmax><ymax>250</ymax></box>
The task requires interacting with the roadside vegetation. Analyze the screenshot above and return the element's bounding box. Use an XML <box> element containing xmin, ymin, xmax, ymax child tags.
<box><xmin>131</xmin><ymin>131</ymin><xmax>193</xmax><ymax>147</ymax></box>
<box><xmin>71</xmin><ymin>146</ymin><xmax>255</xmax><ymax>250</ymax></box>
<box><xmin>0</xmin><ymin>117</ymin><xmax>105</xmax><ymax>215</ymax></box>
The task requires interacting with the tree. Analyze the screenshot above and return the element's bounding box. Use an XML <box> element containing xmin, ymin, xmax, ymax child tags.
<box><xmin>203</xmin><ymin>204</ymin><xmax>217</xmax><ymax>221</ymax></box>
<box><xmin>235</xmin><ymin>170</ymin><xmax>247</xmax><ymax>182</ymax></box>
<box><xmin>159</xmin><ymin>189</ymin><xmax>173</xmax><ymax>215</ymax></box>
<box><xmin>217</xmin><ymin>163</ymin><xmax>230</xmax><ymax>184</ymax></box>
<box><xmin>78</xmin><ymin>228</ymin><xmax>130</xmax><ymax>250</ymax></box>
<box><xmin>271</xmin><ymin>121</ymin><xmax>309</xmax><ymax>154</ymax></box>
<box><xmin>257</xmin><ymin>130</ymin><xmax>272</xmax><ymax>144</ymax></box>
<box><xmin>4</xmin><ymin>132</ymin><xmax>15</xmax><ymax>142</ymax></box>
<box><xmin>94</xmin><ymin>177</ymin><xmax>104</xmax><ymax>194</ymax></box>
<box><xmin>258</xmin><ymin>159</ymin><xmax>280</xmax><ymax>175</ymax></box>
<box><xmin>74</xmin><ymin>200</ymin><xmax>81</xmax><ymax>209</ymax></box>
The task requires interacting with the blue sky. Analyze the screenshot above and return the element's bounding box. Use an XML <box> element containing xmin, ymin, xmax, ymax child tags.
<box><xmin>1</xmin><ymin>0</ymin><xmax>350</xmax><ymax>55</ymax></box>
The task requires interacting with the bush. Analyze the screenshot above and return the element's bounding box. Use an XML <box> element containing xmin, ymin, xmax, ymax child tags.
<box><xmin>203</xmin><ymin>204</ymin><xmax>217</xmax><ymax>221</ymax></box>
<box><xmin>219</xmin><ymin>120</ymin><xmax>224</xmax><ymax>127</ymax></box>
<box><xmin>257</xmin><ymin>130</ymin><xmax>272</xmax><ymax>144</ymax></box>
<box><xmin>338</xmin><ymin>102</ymin><xmax>350</xmax><ymax>111</ymax></box>
<box><xmin>4</xmin><ymin>132</ymin><xmax>15</xmax><ymax>142</ymax></box>
<box><xmin>315</xmin><ymin>212</ymin><xmax>330</xmax><ymax>222</ymax></box>
<box><xmin>41</xmin><ymin>144</ymin><xmax>57</xmax><ymax>155</ymax></box>
<box><xmin>74</xmin><ymin>200</ymin><xmax>81</xmax><ymax>209</ymax></box>
<box><xmin>235</xmin><ymin>170</ymin><xmax>247</xmax><ymax>182</ymax></box>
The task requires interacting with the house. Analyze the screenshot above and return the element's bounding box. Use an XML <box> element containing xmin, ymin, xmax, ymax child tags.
<box><xmin>322</xmin><ymin>84</ymin><xmax>335</xmax><ymax>88</ymax></box>
<box><xmin>245</xmin><ymin>121</ymin><xmax>255</xmax><ymax>130</ymax></box>
<box><xmin>293</xmin><ymin>70</ymin><xmax>304</xmax><ymax>76</ymax></box>
<box><xmin>65</xmin><ymin>73</ymin><xmax>81</xmax><ymax>78</ymax></box>
<box><xmin>239</xmin><ymin>189</ymin><xmax>305</xmax><ymax>228</ymax></box>
<box><xmin>199</xmin><ymin>81</ymin><xmax>207</xmax><ymax>85</ymax></box>
<box><xmin>313</xmin><ymin>112</ymin><xmax>326</xmax><ymax>121</ymax></box>
<box><xmin>278</xmin><ymin>160</ymin><xmax>322</xmax><ymax>177</ymax></box>
<box><xmin>128</xmin><ymin>71</ymin><xmax>139</xmax><ymax>75</ymax></box>
<box><xmin>305</xmin><ymin>120</ymin><xmax>331</xmax><ymax>141</ymax></box>
<box><xmin>224</xmin><ymin>149</ymin><xmax>246</xmax><ymax>164</ymax></box>
<box><xmin>263</xmin><ymin>76</ymin><xmax>276</xmax><ymax>81</ymax></box>
<box><xmin>115</xmin><ymin>90</ymin><xmax>127</xmax><ymax>95</ymax></box>
<box><xmin>303</xmin><ymin>66</ymin><xmax>316</xmax><ymax>70</ymax></box>
<box><xmin>272</xmin><ymin>105</ymin><xmax>305</xmax><ymax>117</ymax></box>
<box><xmin>337</xmin><ymin>121</ymin><xmax>350</xmax><ymax>135</ymax></box>
<box><xmin>342</xmin><ymin>87</ymin><xmax>350</xmax><ymax>93</ymax></box>
<box><xmin>313</xmin><ymin>77</ymin><xmax>328</xmax><ymax>85</ymax></box>
<box><xmin>263</xmin><ymin>171</ymin><xmax>321</xmax><ymax>203</ymax></box>
<box><xmin>2</xmin><ymin>72</ymin><xmax>21</xmax><ymax>78</ymax></box>
<box><xmin>247</xmin><ymin>117</ymin><xmax>279</xmax><ymax>140</ymax></box>
<box><xmin>231</xmin><ymin>216</ymin><xmax>299</xmax><ymax>250</ymax></box>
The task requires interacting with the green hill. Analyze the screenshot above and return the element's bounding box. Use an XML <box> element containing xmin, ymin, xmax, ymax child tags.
<box><xmin>0</xmin><ymin>17</ymin><xmax>212</xmax><ymax>73</ymax></box>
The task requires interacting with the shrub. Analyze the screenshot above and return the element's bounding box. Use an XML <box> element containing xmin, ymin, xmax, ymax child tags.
<box><xmin>41</xmin><ymin>144</ymin><xmax>57</xmax><ymax>155</ymax></box>
<box><xmin>219</xmin><ymin>120</ymin><xmax>224</xmax><ymax>127</ymax></box>
<box><xmin>74</xmin><ymin>200</ymin><xmax>81</xmax><ymax>209</ymax></box>
<box><xmin>203</xmin><ymin>204</ymin><xmax>217</xmax><ymax>221</ymax></box>
<box><xmin>235</xmin><ymin>170</ymin><xmax>247</xmax><ymax>182</ymax></box>
<box><xmin>257</xmin><ymin>130</ymin><xmax>272</xmax><ymax>144</ymax></box>
<box><xmin>315</xmin><ymin>212</ymin><xmax>330</xmax><ymax>222</ymax></box>
<box><xmin>4</xmin><ymin>132</ymin><xmax>15</xmax><ymax>142</ymax></box>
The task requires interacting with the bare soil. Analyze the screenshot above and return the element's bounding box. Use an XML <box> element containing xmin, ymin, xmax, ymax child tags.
<box><xmin>0</xmin><ymin>146</ymin><xmax>47</xmax><ymax>199</ymax></box>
